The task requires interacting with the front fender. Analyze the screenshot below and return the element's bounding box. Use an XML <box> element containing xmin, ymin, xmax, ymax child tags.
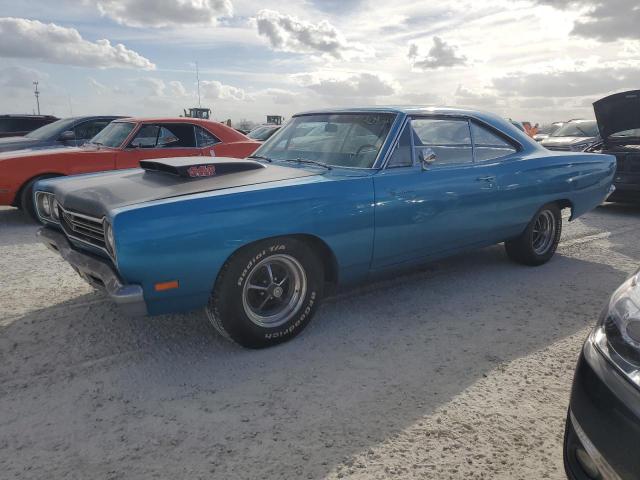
<box><xmin>111</xmin><ymin>175</ymin><xmax>375</xmax><ymax>315</ymax></box>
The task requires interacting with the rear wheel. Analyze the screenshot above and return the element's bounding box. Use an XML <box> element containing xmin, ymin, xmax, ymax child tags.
<box><xmin>505</xmin><ymin>203</ymin><xmax>562</xmax><ymax>266</ymax></box>
<box><xmin>206</xmin><ymin>237</ymin><xmax>324</xmax><ymax>348</ymax></box>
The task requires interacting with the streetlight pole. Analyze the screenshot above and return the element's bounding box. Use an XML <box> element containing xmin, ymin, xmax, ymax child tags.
<box><xmin>33</xmin><ymin>81</ymin><xmax>40</xmax><ymax>115</ymax></box>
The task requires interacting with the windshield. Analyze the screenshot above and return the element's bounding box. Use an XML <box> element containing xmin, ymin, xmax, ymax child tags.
<box><xmin>89</xmin><ymin>121</ymin><xmax>135</xmax><ymax>148</ymax></box>
<box><xmin>254</xmin><ymin>113</ymin><xmax>396</xmax><ymax>168</ymax></box>
<box><xmin>25</xmin><ymin>118</ymin><xmax>76</xmax><ymax>140</ymax></box>
<box><xmin>537</xmin><ymin>123</ymin><xmax>562</xmax><ymax>135</ymax></box>
<box><xmin>248</xmin><ymin>126</ymin><xmax>279</xmax><ymax>141</ymax></box>
<box><xmin>551</xmin><ymin>121</ymin><xmax>599</xmax><ymax>138</ymax></box>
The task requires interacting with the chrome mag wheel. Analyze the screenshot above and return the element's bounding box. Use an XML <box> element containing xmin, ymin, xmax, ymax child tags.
<box><xmin>532</xmin><ymin>210</ymin><xmax>556</xmax><ymax>255</ymax></box>
<box><xmin>242</xmin><ymin>254</ymin><xmax>307</xmax><ymax>328</ymax></box>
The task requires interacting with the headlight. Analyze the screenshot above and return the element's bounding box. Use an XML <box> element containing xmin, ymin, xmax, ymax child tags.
<box><xmin>104</xmin><ymin>221</ymin><xmax>116</xmax><ymax>258</ymax></box>
<box><xmin>51</xmin><ymin>198</ymin><xmax>60</xmax><ymax>221</ymax></box>
<box><xmin>36</xmin><ymin>192</ymin><xmax>53</xmax><ymax>218</ymax></box>
<box><xmin>592</xmin><ymin>269</ymin><xmax>640</xmax><ymax>387</ymax></box>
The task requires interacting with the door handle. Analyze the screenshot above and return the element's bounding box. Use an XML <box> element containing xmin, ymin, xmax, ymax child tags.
<box><xmin>476</xmin><ymin>175</ymin><xmax>496</xmax><ymax>182</ymax></box>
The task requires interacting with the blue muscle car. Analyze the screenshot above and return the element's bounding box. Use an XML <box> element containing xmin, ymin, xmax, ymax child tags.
<box><xmin>35</xmin><ymin>107</ymin><xmax>616</xmax><ymax>348</ymax></box>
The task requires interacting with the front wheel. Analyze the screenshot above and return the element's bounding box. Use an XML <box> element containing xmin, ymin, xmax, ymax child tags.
<box><xmin>206</xmin><ymin>237</ymin><xmax>324</xmax><ymax>348</ymax></box>
<box><xmin>505</xmin><ymin>203</ymin><xmax>562</xmax><ymax>266</ymax></box>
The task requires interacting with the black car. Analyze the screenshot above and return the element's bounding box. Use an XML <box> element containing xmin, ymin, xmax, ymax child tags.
<box><xmin>247</xmin><ymin>124</ymin><xmax>281</xmax><ymax>142</ymax></box>
<box><xmin>0</xmin><ymin>116</ymin><xmax>124</xmax><ymax>153</ymax></box>
<box><xmin>0</xmin><ymin>114</ymin><xmax>58</xmax><ymax>138</ymax></box>
<box><xmin>564</xmin><ymin>267</ymin><xmax>640</xmax><ymax>480</ymax></box>
<box><xmin>590</xmin><ymin>90</ymin><xmax>640</xmax><ymax>203</ymax></box>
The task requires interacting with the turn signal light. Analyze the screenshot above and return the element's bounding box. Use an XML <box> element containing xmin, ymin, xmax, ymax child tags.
<box><xmin>154</xmin><ymin>280</ymin><xmax>179</xmax><ymax>291</ymax></box>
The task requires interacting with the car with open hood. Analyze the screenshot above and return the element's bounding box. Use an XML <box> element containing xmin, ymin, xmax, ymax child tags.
<box><xmin>0</xmin><ymin>117</ymin><xmax>259</xmax><ymax>219</ymax></box>
<box><xmin>34</xmin><ymin>107</ymin><xmax>615</xmax><ymax>349</ymax></box>
<box><xmin>0</xmin><ymin>115</ymin><xmax>123</xmax><ymax>154</ymax></box>
<box><xmin>541</xmin><ymin>119</ymin><xmax>600</xmax><ymax>152</ymax></box>
<box><xmin>588</xmin><ymin>90</ymin><xmax>640</xmax><ymax>203</ymax></box>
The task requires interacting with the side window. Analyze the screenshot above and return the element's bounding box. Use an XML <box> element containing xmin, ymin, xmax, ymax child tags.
<box><xmin>157</xmin><ymin>126</ymin><xmax>180</xmax><ymax>147</ymax></box>
<box><xmin>195</xmin><ymin>126</ymin><xmax>220</xmax><ymax>147</ymax></box>
<box><xmin>411</xmin><ymin>118</ymin><xmax>472</xmax><ymax>165</ymax></box>
<box><xmin>75</xmin><ymin>120</ymin><xmax>110</xmax><ymax>140</ymax></box>
<box><xmin>129</xmin><ymin>123</ymin><xmax>196</xmax><ymax>148</ymax></box>
<box><xmin>129</xmin><ymin>125</ymin><xmax>159</xmax><ymax>148</ymax></box>
<box><xmin>471</xmin><ymin>122</ymin><xmax>517</xmax><ymax>162</ymax></box>
<box><xmin>387</xmin><ymin>122</ymin><xmax>413</xmax><ymax>167</ymax></box>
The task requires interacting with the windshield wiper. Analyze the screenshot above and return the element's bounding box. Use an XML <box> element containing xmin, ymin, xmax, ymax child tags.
<box><xmin>248</xmin><ymin>154</ymin><xmax>272</xmax><ymax>163</ymax></box>
<box><xmin>285</xmin><ymin>157</ymin><xmax>332</xmax><ymax>170</ymax></box>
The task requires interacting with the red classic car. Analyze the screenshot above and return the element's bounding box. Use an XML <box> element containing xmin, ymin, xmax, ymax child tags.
<box><xmin>0</xmin><ymin>117</ymin><xmax>260</xmax><ymax>218</ymax></box>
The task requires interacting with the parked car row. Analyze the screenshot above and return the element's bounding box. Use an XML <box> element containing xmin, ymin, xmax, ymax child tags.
<box><xmin>0</xmin><ymin>117</ymin><xmax>260</xmax><ymax>218</ymax></box>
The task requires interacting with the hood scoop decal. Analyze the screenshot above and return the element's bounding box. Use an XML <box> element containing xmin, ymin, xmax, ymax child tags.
<box><xmin>140</xmin><ymin>157</ymin><xmax>265</xmax><ymax>179</ymax></box>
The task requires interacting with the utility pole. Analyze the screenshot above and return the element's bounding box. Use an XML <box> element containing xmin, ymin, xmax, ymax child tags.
<box><xmin>195</xmin><ymin>62</ymin><xmax>201</xmax><ymax>108</ymax></box>
<box><xmin>33</xmin><ymin>81</ymin><xmax>40</xmax><ymax>115</ymax></box>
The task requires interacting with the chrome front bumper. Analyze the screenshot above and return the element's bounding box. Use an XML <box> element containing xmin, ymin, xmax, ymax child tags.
<box><xmin>37</xmin><ymin>227</ymin><xmax>147</xmax><ymax>316</ymax></box>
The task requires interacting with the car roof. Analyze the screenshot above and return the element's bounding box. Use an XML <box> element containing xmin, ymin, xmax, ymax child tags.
<box><xmin>115</xmin><ymin>117</ymin><xmax>219</xmax><ymax>124</ymax></box>
<box><xmin>0</xmin><ymin>114</ymin><xmax>58</xmax><ymax>119</ymax></box>
<box><xmin>294</xmin><ymin>105</ymin><xmax>515</xmax><ymax>124</ymax></box>
<box><xmin>292</xmin><ymin>105</ymin><xmax>539</xmax><ymax>149</ymax></box>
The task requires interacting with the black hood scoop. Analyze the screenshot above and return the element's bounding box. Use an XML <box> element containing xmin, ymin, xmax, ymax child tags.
<box><xmin>140</xmin><ymin>157</ymin><xmax>265</xmax><ymax>178</ymax></box>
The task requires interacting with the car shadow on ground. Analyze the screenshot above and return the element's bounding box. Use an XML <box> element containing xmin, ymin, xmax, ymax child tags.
<box><xmin>0</xmin><ymin>243</ymin><xmax>632</xmax><ymax>479</ymax></box>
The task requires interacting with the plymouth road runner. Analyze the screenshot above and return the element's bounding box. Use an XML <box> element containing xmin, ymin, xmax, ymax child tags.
<box><xmin>35</xmin><ymin>107</ymin><xmax>615</xmax><ymax>348</ymax></box>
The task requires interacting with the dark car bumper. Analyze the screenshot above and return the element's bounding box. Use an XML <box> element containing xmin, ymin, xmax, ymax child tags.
<box><xmin>37</xmin><ymin>227</ymin><xmax>147</xmax><ymax>316</ymax></box>
<box><xmin>608</xmin><ymin>181</ymin><xmax>640</xmax><ymax>202</ymax></box>
<box><xmin>564</xmin><ymin>338</ymin><xmax>640</xmax><ymax>480</ymax></box>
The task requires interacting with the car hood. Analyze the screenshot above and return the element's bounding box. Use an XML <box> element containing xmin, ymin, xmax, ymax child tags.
<box><xmin>594</xmin><ymin>90</ymin><xmax>640</xmax><ymax>141</ymax></box>
<box><xmin>0</xmin><ymin>136</ymin><xmax>41</xmax><ymax>152</ymax></box>
<box><xmin>541</xmin><ymin>136</ymin><xmax>596</xmax><ymax>147</ymax></box>
<box><xmin>39</xmin><ymin>157</ymin><xmax>320</xmax><ymax>217</ymax></box>
<box><xmin>0</xmin><ymin>145</ymin><xmax>95</xmax><ymax>161</ymax></box>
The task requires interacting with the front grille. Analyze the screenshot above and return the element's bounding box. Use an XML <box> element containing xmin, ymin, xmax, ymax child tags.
<box><xmin>59</xmin><ymin>207</ymin><xmax>106</xmax><ymax>249</ymax></box>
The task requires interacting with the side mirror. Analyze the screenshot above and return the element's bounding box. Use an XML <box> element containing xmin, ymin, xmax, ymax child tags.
<box><xmin>59</xmin><ymin>130</ymin><xmax>76</xmax><ymax>142</ymax></box>
<box><xmin>418</xmin><ymin>147</ymin><xmax>437</xmax><ymax>170</ymax></box>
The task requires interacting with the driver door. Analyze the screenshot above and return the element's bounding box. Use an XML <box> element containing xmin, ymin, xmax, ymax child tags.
<box><xmin>115</xmin><ymin>123</ymin><xmax>202</xmax><ymax>169</ymax></box>
<box><xmin>372</xmin><ymin>116</ymin><xmax>501</xmax><ymax>269</ymax></box>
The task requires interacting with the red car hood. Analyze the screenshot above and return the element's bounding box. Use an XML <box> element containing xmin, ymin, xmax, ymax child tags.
<box><xmin>0</xmin><ymin>144</ymin><xmax>105</xmax><ymax>160</ymax></box>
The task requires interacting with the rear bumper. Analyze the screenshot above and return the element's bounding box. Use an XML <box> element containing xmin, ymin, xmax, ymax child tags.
<box><xmin>564</xmin><ymin>339</ymin><xmax>640</xmax><ymax>479</ymax></box>
<box><xmin>37</xmin><ymin>227</ymin><xmax>147</xmax><ymax>316</ymax></box>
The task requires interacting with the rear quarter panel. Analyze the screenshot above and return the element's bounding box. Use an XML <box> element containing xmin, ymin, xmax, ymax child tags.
<box><xmin>497</xmin><ymin>151</ymin><xmax>615</xmax><ymax>238</ymax></box>
<box><xmin>110</xmin><ymin>173</ymin><xmax>375</xmax><ymax>314</ymax></box>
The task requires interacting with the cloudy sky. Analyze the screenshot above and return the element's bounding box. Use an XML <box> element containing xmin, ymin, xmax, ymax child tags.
<box><xmin>0</xmin><ymin>0</ymin><xmax>638</xmax><ymax>123</ymax></box>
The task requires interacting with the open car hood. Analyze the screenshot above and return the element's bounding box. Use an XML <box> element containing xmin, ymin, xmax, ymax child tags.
<box><xmin>593</xmin><ymin>90</ymin><xmax>640</xmax><ymax>141</ymax></box>
<box><xmin>41</xmin><ymin>157</ymin><xmax>320</xmax><ymax>217</ymax></box>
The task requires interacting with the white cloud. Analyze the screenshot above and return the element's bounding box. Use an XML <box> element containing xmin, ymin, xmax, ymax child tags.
<box><xmin>136</xmin><ymin>77</ymin><xmax>166</xmax><ymax>96</ymax></box>
<box><xmin>295</xmin><ymin>71</ymin><xmax>398</xmax><ymax>99</ymax></box>
<box><xmin>492</xmin><ymin>64</ymin><xmax>640</xmax><ymax>97</ymax></box>
<box><xmin>0</xmin><ymin>17</ymin><xmax>155</xmax><ymax>69</ymax></box>
<box><xmin>0</xmin><ymin>66</ymin><xmax>47</xmax><ymax>89</ymax></box>
<box><xmin>255</xmin><ymin>9</ymin><xmax>372</xmax><ymax>59</ymax></box>
<box><xmin>454</xmin><ymin>85</ymin><xmax>500</xmax><ymax>108</ymax></box>
<box><xmin>200</xmin><ymin>80</ymin><xmax>246</xmax><ymax>100</ymax></box>
<box><xmin>168</xmin><ymin>80</ymin><xmax>189</xmax><ymax>97</ymax></box>
<box><xmin>533</xmin><ymin>0</ymin><xmax>640</xmax><ymax>41</ymax></box>
<box><xmin>93</xmin><ymin>0</ymin><xmax>233</xmax><ymax>28</ymax></box>
<box><xmin>408</xmin><ymin>37</ymin><xmax>467</xmax><ymax>70</ymax></box>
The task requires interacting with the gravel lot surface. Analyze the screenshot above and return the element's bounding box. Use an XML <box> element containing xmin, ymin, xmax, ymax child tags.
<box><xmin>1</xmin><ymin>204</ymin><xmax>639</xmax><ymax>479</ymax></box>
